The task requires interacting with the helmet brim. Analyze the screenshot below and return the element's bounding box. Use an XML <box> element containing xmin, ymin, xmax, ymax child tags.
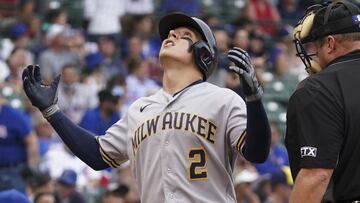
<box><xmin>158</xmin><ymin>13</ymin><xmax>206</xmax><ymax>42</ymax></box>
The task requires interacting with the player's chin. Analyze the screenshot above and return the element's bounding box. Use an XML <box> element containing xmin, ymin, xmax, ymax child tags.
<box><xmin>159</xmin><ymin>48</ymin><xmax>174</xmax><ymax>59</ymax></box>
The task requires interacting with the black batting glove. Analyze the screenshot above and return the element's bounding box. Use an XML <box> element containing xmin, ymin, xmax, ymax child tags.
<box><xmin>227</xmin><ymin>47</ymin><xmax>263</xmax><ymax>102</ymax></box>
<box><xmin>22</xmin><ymin>65</ymin><xmax>61</xmax><ymax>118</ymax></box>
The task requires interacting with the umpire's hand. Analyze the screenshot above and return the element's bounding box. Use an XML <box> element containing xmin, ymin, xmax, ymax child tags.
<box><xmin>22</xmin><ymin>65</ymin><xmax>60</xmax><ymax>118</ymax></box>
<box><xmin>227</xmin><ymin>47</ymin><xmax>263</xmax><ymax>102</ymax></box>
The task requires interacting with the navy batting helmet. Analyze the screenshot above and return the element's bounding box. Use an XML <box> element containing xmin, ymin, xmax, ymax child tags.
<box><xmin>159</xmin><ymin>13</ymin><xmax>218</xmax><ymax>80</ymax></box>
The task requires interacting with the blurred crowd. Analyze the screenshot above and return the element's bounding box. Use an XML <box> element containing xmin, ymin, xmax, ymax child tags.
<box><xmin>0</xmin><ymin>0</ymin><xmax>349</xmax><ymax>202</ymax></box>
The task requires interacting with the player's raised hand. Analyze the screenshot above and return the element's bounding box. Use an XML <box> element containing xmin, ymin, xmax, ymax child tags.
<box><xmin>227</xmin><ymin>47</ymin><xmax>263</xmax><ymax>102</ymax></box>
<box><xmin>22</xmin><ymin>65</ymin><xmax>60</xmax><ymax>118</ymax></box>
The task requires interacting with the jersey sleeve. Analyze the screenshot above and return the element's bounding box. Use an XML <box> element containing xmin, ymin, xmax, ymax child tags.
<box><xmin>226</xmin><ymin>94</ymin><xmax>248</xmax><ymax>153</ymax></box>
<box><xmin>287</xmin><ymin>85</ymin><xmax>343</xmax><ymax>169</ymax></box>
<box><xmin>96</xmin><ymin>112</ymin><xmax>130</xmax><ymax>168</ymax></box>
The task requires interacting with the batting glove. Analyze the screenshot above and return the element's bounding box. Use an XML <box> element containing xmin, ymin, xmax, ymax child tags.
<box><xmin>22</xmin><ymin>65</ymin><xmax>61</xmax><ymax>118</ymax></box>
<box><xmin>227</xmin><ymin>47</ymin><xmax>263</xmax><ymax>102</ymax></box>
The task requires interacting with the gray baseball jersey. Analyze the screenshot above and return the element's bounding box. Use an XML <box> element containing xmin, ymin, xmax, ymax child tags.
<box><xmin>96</xmin><ymin>82</ymin><xmax>247</xmax><ymax>203</ymax></box>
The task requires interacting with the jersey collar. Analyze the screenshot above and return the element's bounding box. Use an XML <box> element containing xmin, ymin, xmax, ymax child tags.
<box><xmin>326</xmin><ymin>49</ymin><xmax>360</xmax><ymax>68</ymax></box>
<box><xmin>172</xmin><ymin>79</ymin><xmax>203</xmax><ymax>97</ymax></box>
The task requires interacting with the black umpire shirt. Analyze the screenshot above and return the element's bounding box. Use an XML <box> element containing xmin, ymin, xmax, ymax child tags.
<box><xmin>285</xmin><ymin>49</ymin><xmax>360</xmax><ymax>202</ymax></box>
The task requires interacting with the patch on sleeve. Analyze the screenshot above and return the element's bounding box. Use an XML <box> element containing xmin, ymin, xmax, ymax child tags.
<box><xmin>300</xmin><ymin>146</ymin><xmax>317</xmax><ymax>158</ymax></box>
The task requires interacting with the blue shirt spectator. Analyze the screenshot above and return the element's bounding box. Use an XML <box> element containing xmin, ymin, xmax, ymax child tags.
<box><xmin>79</xmin><ymin>106</ymin><xmax>120</xmax><ymax>135</ymax></box>
<box><xmin>79</xmin><ymin>86</ymin><xmax>124</xmax><ymax>135</ymax></box>
<box><xmin>0</xmin><ymin>104</ymin><xmax>38</xmax><ymax>193</ymax></box>
<box><xmin>255</xmin><ymin>144</ymin><xmax>289</xmax><ymax>175</ymax></box>
<box><xmin>255</xmin><ymin>123</ymin><xmax>289</xmax><ymax>175</ymax></box>
<box><xmin>0</xmin><ymin>105</ymin><xmax>32</xmax><ymax>166</ymax></box>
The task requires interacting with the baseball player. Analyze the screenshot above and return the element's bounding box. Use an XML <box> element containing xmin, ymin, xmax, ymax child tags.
<box><xmin>22</xmin><ymin>13</ymin><xmax>271</xmax><ymax>202</ymax></box>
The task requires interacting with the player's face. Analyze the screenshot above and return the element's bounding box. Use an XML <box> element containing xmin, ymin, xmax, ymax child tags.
<box><xmin>159</xmin><ymin>27</ymin><xmax>202</xmax><ymax>66</ymax></box>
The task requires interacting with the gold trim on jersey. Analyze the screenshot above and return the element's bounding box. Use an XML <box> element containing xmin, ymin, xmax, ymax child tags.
<box><xmin>96</xmin><ymin>137</ymin><xmax>120</xmax><ymax>168</ymax></box>
<box><xmin>188</xmin><ymin>148</ymin><xmax>208</xmax><ymax>181</ymax></box>
<box><xmin>235</xmin><ymin>130</ymin><xmax>247</xmax><ymax>151</ymax></box>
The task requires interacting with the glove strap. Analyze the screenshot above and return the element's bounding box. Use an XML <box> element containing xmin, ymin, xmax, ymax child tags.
<box><xmin>42</xmin><ymin>105</ymin><xmax>60</xmax><ymax>119</ymax></box>
<box><xmin>245</xmin><ymin>86</ymin><xmax>264</xmax><ymax>102</ymax></box>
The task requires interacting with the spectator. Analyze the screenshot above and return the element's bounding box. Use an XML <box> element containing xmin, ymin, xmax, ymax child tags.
<box><xmin>32</xmin><ymin>111</ymin><xmax>57</xmax><ymax>157</ymax></box>
<box><xmin>125</xmin><ymin>57</ymin><xmax>160</xmax><ymax>107</ymax></box>
<box><xmin>38</xmin><ymin>24</ymin><xmax>81</xmax><ymax>82</ymax></box>
<box><xmin>55</xmin><ymin>169</ymin><xmax>86</xmax><ymax>203</ymax></box>
<box><xmin>277</xmin><ymin>0</ymin><xmax>305</xmax><ymax>26</ymax></box>
<box><xmin>45</xmin><ymin>9</ymin><xmax>68</xmax><ymax>26</ymax></box>
<box><xmin>79</xmin><ymin>86</ymin><xmax>125</xmax><ymax>135</ymax></box>
<box><xmin>40</xmin><ymin>143</ymin><xmax>102</xmax><ymax>190</ymax></box>
<box><xmin>123</xmin><ymin>35</ymin><xmax>145</xmax><ymax>63</ymax></box>
<box><xmin>244</xmin><ymin>0</ymin><xmax>281</xmax><ymax>37</ymax></box>
<box><xmin>16</xmin><ymin>0</ymin><xmax>36</xmax><ymax>26</ymax></box>
<box><xmin>0</xmin><ymin>96</ymin><xmax>38</xmax><ymax>193</ymax></box>
<box><xmin>5</xmin><ymin>47</ymin><xmax>30</xmax><ymax>85</ymax></box>
<box><xmin>0</xmin><ymin>189</ymin><xmax>30</xmax><ymax>203</ymax></box>
<box><xmin>26</xmin><ymin>170</ymin><xmax>54</xmax><ymax>201</ymax></box>
<box><xmin>246</xmin><ymin>32</ymin><xmax>268</xmax><ymax>82</ymax></box>
<box><xmin>232</xmin><ymin>28</ymin><xmax>250</xmax><ymax>51</ymax></box>
<box><xmin>264</xmin><ymin>167</ymin><xmax>293</xmax><ymax>203</ymax></box>
<box><xmin>234</xmin><ymin>169</ymin><xmax>261</xmax><ymax>203</ymax></box>
<box><xmin>97</xmin><ymin>36</ymin><xmax>127</xmax><ymax>79</ymax></box>
<box><xmin>81</xmin><ymin>52</ymin><xmax>107</xmax><ymax>96</ymax></box>
<box><xmin>131</xmin><ymin>14</ymin><xmax>160</xmax><ymax>60</ymax></box>
<box><xmin>255</xmin><ymin>123</ymin><xmax>289</xmax><ymax>175</ymax></box>
<box><xmin>267</xmin><ymin>24</ymin><xmax>305</xmax><ymax>76</ymax></box>
<box><xmin>33</xmin><ymin>192</ymin><xmax>56</xmax><ymax>203</ymax></box>
<box><xmin>208</xmin><ymin>28</ymin><xmax>231</xmax><ymax>87</ymax></box>
<box><xmin>0</xmin><ymin>23</ymin><xmax>34</xmax><ymax>63</ymax></box>
<box><xmin>124</xmin><ymin>0</ymin><xmax>154</xmax><ymax>15</ymax></box>
<box><xmin>57</xmin><ymin>64</ymin><xmax>97</xmax><ymax>123</ymax></box>
<box><xmin>101</xmin><ymin>185</ymin><xmax>129</xmax><ymax>203</ymax></box>
<box><xmin>84</xmin><ymin>0</ymin><xmax>125</xmax><ymax>42</ymax></box>
<box><xmin>106</xmin><ymin>74</ymin><xmax>128</xmax><ymax>115</ymax></box>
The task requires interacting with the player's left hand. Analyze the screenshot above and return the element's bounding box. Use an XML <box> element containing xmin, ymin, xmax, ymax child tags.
<box><xmin>227</xmin><ymin>47</ymin><xmax>263</xmax><ymax>102</ymax></box>
<box><xmin>22</xmin><ymin>65</ymin><xmax>60</xmax><ymax>118</ymax></box>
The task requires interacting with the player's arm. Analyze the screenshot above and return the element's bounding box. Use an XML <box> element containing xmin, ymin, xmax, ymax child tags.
<box><xmin>22</xmin><ymin>65</ymin><xmax>109</xmax><ymax>170</ymax></box>
<box><xmin>228</xmin><ymin>47</ymin><xmax>271</xmax><ymax>163</ymax></box>
<box><xmin>290</xmin><ymin>168</ymin><xmax>333</xmax><ymax>203</ymax></box>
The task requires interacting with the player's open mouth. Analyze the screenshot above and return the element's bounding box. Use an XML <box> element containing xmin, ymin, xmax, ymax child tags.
<box><xmin>164</xmin><ymin>39</ymin><xmax>175</xmax><ymax>47</ymax></box>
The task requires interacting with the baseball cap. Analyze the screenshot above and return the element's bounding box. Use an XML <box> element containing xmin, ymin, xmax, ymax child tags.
<box><xmin>85</xmin><ymin>52</ymin><xmax>103</xmax><ymax>70</ymax></box>
<box><xmin>46</xmin><ymin>24</ymin><xmax>66</xmax><ymax>41</ymax></box>
<box><xmin>57</xmin><ymin>169</ymin><xmax>77</xmax><ymax>186</ymax></box>
<box><xmin>0</xmin><ymin>189</ymin><xmax>30</xmax><ymax>203</ymax></box>
<box><xmin>303</xmin><ymin>1</ymin><xmax>360</xmax><ymax>43</ymax></box>
<box><xmin>234</xmin><ymin>169</ymin><xmax>259</xmax><ymax>185</ymax></box>
<box><xmin>98</xmin><ymin>86</ymin><xmax>125</xmax><ymax>103</ymax></box>
<box><xmin>9</xmin><ymin>23</ymin><xmax>28</xmax><ymax>40</ymax></box>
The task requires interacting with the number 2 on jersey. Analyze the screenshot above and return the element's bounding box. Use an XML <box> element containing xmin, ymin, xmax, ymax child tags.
<box><xmin>188</xmin><ymin>148</ymin><xmax>208</xmax><ymax>180</ymax></box>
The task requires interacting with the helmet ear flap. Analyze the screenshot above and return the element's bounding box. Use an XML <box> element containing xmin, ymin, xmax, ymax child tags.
<box><xmin>193</xmin><ymin>41</ymin><xmax>215</xmax><ymax>80</ymax></box>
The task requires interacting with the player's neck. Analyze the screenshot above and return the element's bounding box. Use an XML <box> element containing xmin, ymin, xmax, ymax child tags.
<box><xmin>162</xmin><ymin>68</ymin><xmax>202</xmax><ymax>95</ymax></box>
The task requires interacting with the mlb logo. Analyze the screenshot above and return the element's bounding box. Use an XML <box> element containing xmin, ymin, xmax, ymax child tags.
<box><xmin>300</xmin><ymin>146</ymin><xmax>317</xmax><ymax>158</ymax></box>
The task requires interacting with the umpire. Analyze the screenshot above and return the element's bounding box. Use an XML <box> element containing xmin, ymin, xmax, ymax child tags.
<box><xmin>286</xmin><ymin>1</ymin><xmax>360</xmax><ymax>202</ymax></box>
